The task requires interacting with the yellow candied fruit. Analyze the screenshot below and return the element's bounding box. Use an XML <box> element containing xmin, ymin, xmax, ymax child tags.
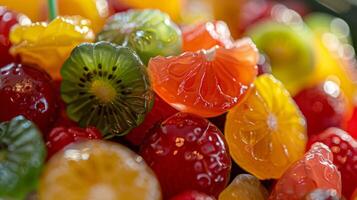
<box><xmin>10</xmin><ymin>16</ymin><xmax>95</xmax><ymax>79</ymax></box>
<box><xmin>225</xmin><ymin>74</ymin><xmax>307</xmax><ymax>179</ymax></box>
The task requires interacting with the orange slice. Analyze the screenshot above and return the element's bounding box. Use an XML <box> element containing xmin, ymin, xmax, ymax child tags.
<box><xmin>148</xmin><ymin>38</ymin><xmax>258</xmax><ymax>118</ymax></box>
<box><xmin>225</xmin><ymin>74</ymin><xmax>307</xmax><ymax>179</ymax></box>
<box><xmin>39</xmin><ymin>140</ymin><xmax>161</xmax><ymax>200</ymax></box>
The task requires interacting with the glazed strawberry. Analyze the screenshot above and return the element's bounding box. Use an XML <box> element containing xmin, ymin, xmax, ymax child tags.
<box><xmin>0</xmin><ymin>63</ymin><xmax>58</xmax><ymax>133</ymax></box>
<box><xmin>140</xmin><ymin>112</ymin><xmax>231</xmax><ymax>199</ymax></box>
<box><xmin>46</xmin><ymin>126</ymin><xmax>102</xmax><ymax>158</ymax></box>
<box><xmin>294</xmin><ymin>81</ymin><xmax>349</xmax><ymax>136</ymax></box>
<box><xmin>307</xmin><ymin>128</ymin><xmax>357</xmax><ymax>199</ymax></box>
<box><xmin>170</xmin><ymin>190</ymin><xmax>215</xmax><ymax>200</ymax></box>
<box><xmin>125</xmin><ymin>94</ymin><xmax>178</xmax><ymax>146</ymax></box>
<box><xmin>0</xmin><ymin>7</ymin><xmax>29</xmax><ymax>67</ymax></box>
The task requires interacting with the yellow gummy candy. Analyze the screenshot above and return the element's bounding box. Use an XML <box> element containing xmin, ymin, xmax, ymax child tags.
<box><xmin>10</xmin><ymin>16</ymin><xmax>94</xmax><ymax>79</ymax></box>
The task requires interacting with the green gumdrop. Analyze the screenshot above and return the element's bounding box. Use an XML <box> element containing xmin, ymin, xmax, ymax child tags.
<box><xmin>247</xmin><ymin>20</ymin><xmax>315</xmax><ymax>93</ymax></box>
<box><xmin>0</xmin><ymin>116</ymin><xmax>46</xmax><ymax>200</ymax></box>
<box><xmin>97</xmin><ymin>9</ymin><xmax>182</xmax><ymax>64</ymax></box>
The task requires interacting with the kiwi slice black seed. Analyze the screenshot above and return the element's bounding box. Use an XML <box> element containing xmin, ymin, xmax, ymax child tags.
<box><xmin>0</xmin><ymin>115</ymin><xmax>46</xmax><ymax>200</ymax></box>
<box><xmin>61</xmin><ymin>41</ymin><xmax>154</xmax><ymax>138</ymax></box>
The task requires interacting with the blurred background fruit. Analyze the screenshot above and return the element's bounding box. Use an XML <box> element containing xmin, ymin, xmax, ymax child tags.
<box><xmin>294</xmin><ymin>80</ymin><xmax>351</xmax><ymax>136</ymax></box>
<box><xmin>0</xmin><ymin>0</ymin><xmax>109</xmax><ymax>32</ymax></box>
<box><xmin>0</xmin><ymin>6</ymin><xmax>30</xmax><ymax>67</ymax></box>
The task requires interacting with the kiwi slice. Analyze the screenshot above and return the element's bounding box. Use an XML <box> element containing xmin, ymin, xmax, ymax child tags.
<box><xmin>247</xmin><ymin>20</ymin><xmax>315</xmax><ymax>93</ymax></box>
<box><xmin>61</xmin><ymin>41</ymin><xmax>153</xmax><ymax>138</ymax></box>
<box><xmin>0</xmin><ymin>115</ymin><xmax>46</xmax><ymax>200</ymax></box>
<box><xmin>96</xmin><ymin>9</ymin><xmax>182</xmax><ymax>64</ymax></box>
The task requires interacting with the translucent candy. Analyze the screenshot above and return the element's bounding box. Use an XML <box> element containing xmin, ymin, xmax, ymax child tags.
<box><xmin>225</xmin><ymin>74</ymin><xmax>307</xmax><ymax>179</ymax></box>
<box><xmin>148</xmin><ymin>38</ymin><xmax>258</xmax><ymax>117</ymax></box>
<box><xmin>269</xmin><ymin>143</ymin><xmax>342</xmax><ymax>200</ymax></box>
<box><xmin>10</xmin><ymin>16</ymin><xmax>94</xmax><ymax>79</ymax></box>
<box><xmin>39</xmin><ymin>140</ymin><xmax>161</xmax><ymax>200</ymax></box>
<box><xmin>219</xmin><ymin>174</ymin><xmax>268</xmax><ymax>200</ymax></box>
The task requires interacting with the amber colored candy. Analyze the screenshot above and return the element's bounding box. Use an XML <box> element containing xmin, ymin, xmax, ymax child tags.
<box><xmin>10</xmin><ymin>16</ymin><xmax>94</xmax><ymax>79</ymax></box>
<box><xmin>39</xmin><ymin>140</ymin><xmax>161</xmax><ymax>200</ymax></box>
<box><xmin>219</xmin><ymin>174</ymin><xmax>268</xmax><ymax>200</ymax></box>
<box><xmin>148</xmin><ymin>38</ymin><xmax>258</xmax><ymax>118</ymax></box>
<box><xmin>182</xmin><ymin>20</ymin><xmax>233</xmax><ymax>52</ymax></box>
<box><xmin>225</xmin><ymin>74</ymin><xmax>307</xmax><ymax>179</ymax></box>
<box><xmin>269</xmin><ymin>143</ymin><xmax>342</xmax><ymax>200</ymax></box>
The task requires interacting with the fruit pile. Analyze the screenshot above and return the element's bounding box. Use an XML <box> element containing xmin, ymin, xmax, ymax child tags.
<box><xmin>0</xmin><ymin>0</ymin><xmax>357</xmax><ymax>200</ymax></box>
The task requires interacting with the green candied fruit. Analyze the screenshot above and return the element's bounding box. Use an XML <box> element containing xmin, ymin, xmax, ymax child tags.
<box><xmin>97</xmin><ymin>9</ymin><xmax>182</xmax><ymax>64</ymax></box>
<box><xmin>61</xmin><ymin>41</ymin><xmax>154</xmax><ymax>138</ymax></box>
<box><xmin>247</xmin><ymin>20</ymin><xmax>315</xmax><ymax>93</ymax></box>
<box><xmin>0</xmin><ymin>116</ymin><xmax>46</xmax><ymax>200</ymax></box>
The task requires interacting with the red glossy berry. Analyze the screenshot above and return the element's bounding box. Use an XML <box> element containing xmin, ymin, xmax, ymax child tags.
<box><xmin>125</xmin><ymin>94</ymin><xmax>178</xmax><ymax>146</ymax></box>
<box><xmin>170</xmin><ymin>190</ymin><xmax>215</xmax><ymax>200</ymax></box>
<box><xmin>307</xmin><ymin>128</ymin><xmax>357</xmax><ymax>199</ymax></box>
<box><xmin>0</xmin><ymin>63</ymin><xmax>58</xmax><ymax>133</ymax></box>
<box><xmin>294</xmin><ymin>81</ymin><xmax>348</xmax><ymax>136</ymax></box>
<box><xmin>46</xmin><ymin>126</ymin><xmax>102</xmax><ymax>158</ymax></box>
<box><xmin>345</xmin><ymin>107</ymin><xmax>357</xmax><ymax>139</ymax></box>
<box><xmin>140</xmin><ymin>112</ymin><xmax>232</xmax><ymax>199</ymax></box>
<box><xmin>0</xmin><ymin>7</ymin><xmax>29</xmax><ymax>67</ymax></box>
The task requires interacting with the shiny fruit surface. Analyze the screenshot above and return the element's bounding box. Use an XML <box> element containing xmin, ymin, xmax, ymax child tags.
<box><xmin>269</xmin><ymin>143</ymin><xmax>342</xmax><ymax>200</ymax></box>
<box><xmin>225</xmin><ymin>74</ymin><xmax>307</xmax><ymax>179</ymax></box>
<box><xmin>0</xmin><ymin>63</ymin><xmax>58</xmax><ymax>134</ymax></box>
<box><xmin>39</xmin><ymin>140</ymin><xmax>161</xmax><ymax>200</ymax></box>
<box><xmin>140</xmin><ymin>112</ymin><xmax>231</xmax><ymax>199</ymax></box>
<box><xmin>307</xmin><ymin>128</ymin><xmax>357</xmax><ymax>199</ymax></box>
<box><xmin>149</xmin><ymin>38</ymin><xmax>258</xmax><ymax>118</ymax></box>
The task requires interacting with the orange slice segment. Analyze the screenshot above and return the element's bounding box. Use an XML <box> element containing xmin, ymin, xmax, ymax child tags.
<box><xmin>39</xmin><ymin>140</ymin><xmax>161</xmax><ymax>200</ymax></box>
<box><xmin>225</xmin><ymin>74</ymin><xmax>307</xmax><ymax>179</ymax></box>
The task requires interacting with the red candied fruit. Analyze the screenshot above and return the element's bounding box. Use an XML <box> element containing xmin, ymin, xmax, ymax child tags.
<box><xmin>308</xmin><ymin>128</ymin><xmax>357</xmax><ymax>199</ymax></box>
<box><xmin>269</xmin><ymin>143</ymin><xmax>342</xmax><ymax>200</ymax></box>
<box><xmin>46</xmin><ymin>126</ymin><xmax>102</xmax><ymax>158</ymax></box>
<box><xmin>294</xmin><ymin>81</ymin><xmax>349</xmax><ymax>136</ymax></box>
<box><xmin>0</xmin><ymin>63</ymin><xmax>58</xmax><ymax>134</ymax></box>
<box><xmin>140</xmin><ymin>112</ymin><xmax>231</xmax><ymax>199</ymax></box>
